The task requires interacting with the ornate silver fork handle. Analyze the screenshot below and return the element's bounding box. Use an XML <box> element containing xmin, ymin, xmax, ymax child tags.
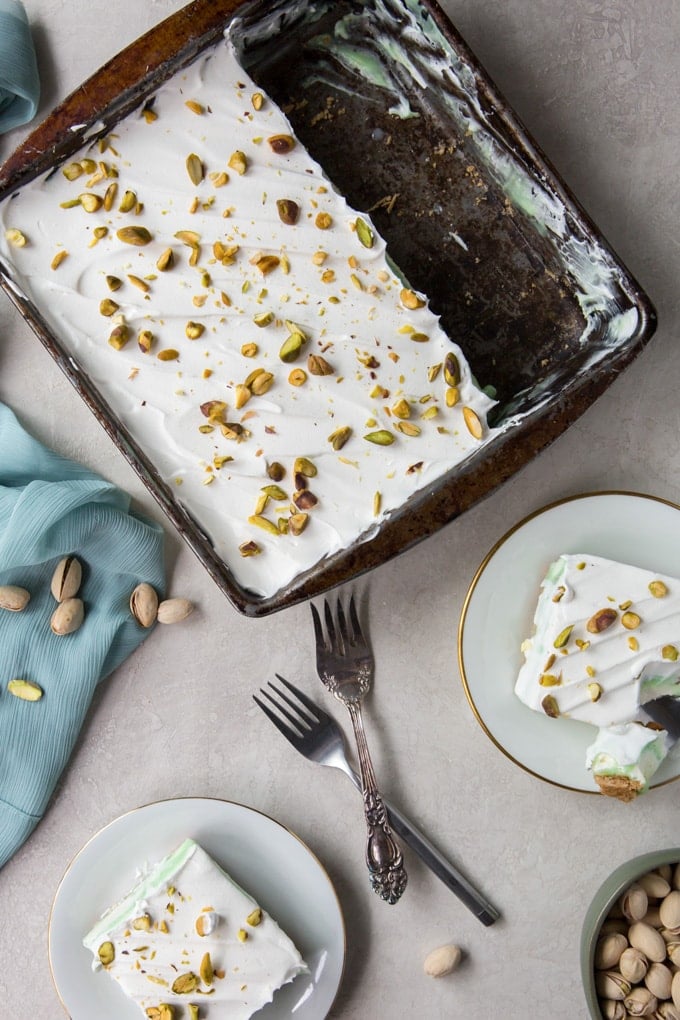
<box><xmin>346</xmin><ymin>699</ymin><xmax>408</xmax><ymax>905</ymax></box>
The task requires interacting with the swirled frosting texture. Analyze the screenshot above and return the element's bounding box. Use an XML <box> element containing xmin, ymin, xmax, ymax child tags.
<box><xmin>82</xmin><ymin>838</ymin><xmax>308</xmax><ymax>1019</ymax></box>
<box><xmin>515</xmin><ymin>553</ymin><xmax>680</xmax><ymax>794</ymax></box>
<box><xmin>0</xmin><ymin>33</ymin><xmax>494</xmax><ymax>598</ymax></box>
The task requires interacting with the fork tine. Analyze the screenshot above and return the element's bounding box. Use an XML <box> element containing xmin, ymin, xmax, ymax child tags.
<box><xmin>347</xmin><ymin>594</ymin><xmax>366</xmax><ymax>647</ymax></box>
<box><xmin>265</xmin><ymin>679</ymin><xmax>317</xmax><ymax>729</ymax></box>
<box><xmin>323</xmin><ymin>598</ymin><xmax>339</xmax><ymax>652</ymax></box>
<box><xmin>252</xmin><ymin>693</ymin><xmax>304</xmax><ymax>746</ymax></box>
<box><xmin>335</xmin><ymin>598</ymin><xmax>350</xmax><ymax>650</ymax></box>
<box><xmin>274</xmin><ymin>673</ymin><xmax>331</xmax><ymax>722</ymax></box>
<box><xmin>310</xmin><ymin>602</ymin><xmax>326</xmax><ymax>655</ymax></box>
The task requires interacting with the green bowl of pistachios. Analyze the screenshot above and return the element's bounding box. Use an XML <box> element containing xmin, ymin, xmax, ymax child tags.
<box><xmin>582</xmin><ymin>848</ymin><xmax>680</xmax><ymax>1018</ymax></box>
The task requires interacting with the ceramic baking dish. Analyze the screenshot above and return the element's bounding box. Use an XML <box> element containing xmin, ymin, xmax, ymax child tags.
<box><xmin>0</xmin><ymin>0</ymin><xmax>656</xmax><ymax>615</ymax></box>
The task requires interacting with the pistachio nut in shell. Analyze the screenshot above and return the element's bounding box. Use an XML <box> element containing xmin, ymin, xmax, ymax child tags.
<box><xmin>130</xmin><ymin>582</ymin><xmax>159</xmax><ymax>628</ymax></box>
<box><xmin>645</xmin><ymin>961</ymin><xmax>673</xmax><ymax>1001</ymax></box>
<box><xmin>660</xmin><ymin>890</ymin><xmax>680</xmax><ymax>931</ymax></box>
<box><xmin>618</xmin><ymin>946</ymin><xmax>649</xmax><ymax>984</ymax></box>
<box><xmin>639</xmin><ymin>872</ymin><xmax>671</xmax><ymax>899</ymax></box>
<box><xmin>423</xmin><ymin>944</ymin><xmax>462</xmax><ymax>978</ymax></box>
<box><xmin>157</xmin><ymin>598</ymin><xmax>194</xmax><ymax>625</ymax></box>
<box><xmin>50</xmin><ymin>555</ymin><xmax>82</xmax><ymax>601</ymax></box>
<box><xmin>50</xmin><ymin>597</ymin><xmax>84</xmax><ymax>636</ymax></box>
<box><xmin>594</xmin><ymin>971</ymin><xmax>630</xmax><ymax>1001</ymax></box>
<box><xmin>621</xmin><ymin>883</ymin><xmax>649</xmax><ymax>922</ymax></box>
<box><xmin>623</xmin><ymin>986</ymin><xmax>657</xmax><ymax>1016</ymax></box>
<box><xmin>594</xmin><ymin>931</ymin><xmax>627</xmax><ymax>970</ymax></box>
<box><xmin>600</xmin><ymin>1000</ymin><xmax>626</xmax><ymax>1020</ymax></box>
<box><xmin>628</xmin><ymin>920</ymin><xmax>667</xmax><ymax>962</ymax></box>
<box><xmin>0</xmin><ymin>584</ymin><xmax>30</xmax><ymax>611</ymax></box>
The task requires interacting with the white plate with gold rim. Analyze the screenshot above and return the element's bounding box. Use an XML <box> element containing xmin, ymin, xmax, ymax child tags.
<box><xmin>49</xmin><ymin>797</ymin><xmax>345</xmax><ymax>1020</ymax></box>
<box><xmin>458</xmin><ymin>491</ymin><xmax>680</xmax><ymax>794</ymax></box>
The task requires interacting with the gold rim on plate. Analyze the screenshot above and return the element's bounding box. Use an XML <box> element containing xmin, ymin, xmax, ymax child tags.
<box><xmin>48</xmin><ymin>795</ymin><xmax>346</xmax><ymax>1019</ymax></box>
<box><xmin>457</xmin><ymin>490</ymin><xmax>680</xmax><ymax>795</ymax></box>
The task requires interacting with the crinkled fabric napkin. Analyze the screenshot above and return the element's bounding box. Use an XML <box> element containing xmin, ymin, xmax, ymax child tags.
<box><xmin>0</xmin><ymin>403</ymin><xmax>165</xmax><ymax>868</ymax></box>
<box><xmin>0</xmin><ymin>0</ymin><xmax>39</xmax><ymax>133</ymax></box>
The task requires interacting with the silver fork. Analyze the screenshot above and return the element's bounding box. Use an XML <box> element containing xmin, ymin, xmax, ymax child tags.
<box><xmin>310</xmin><ymin>595</ymin><xmax>407</xmax><ymax>904</ymax></box>
<box><xmin>253</xmin><ymin>675</ymin><xmax>499</xmax><ymax>925</ymax></box>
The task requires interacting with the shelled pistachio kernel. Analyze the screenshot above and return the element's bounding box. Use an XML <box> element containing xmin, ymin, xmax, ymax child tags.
<box><xmin>108</xmin><ymin>323</ymin><xmax>130</xmax><ymax>350</ymax></box>
<box><xmin>146</xmin><ymin>1007</ymin><xmax>175</xmax><ymax>1020</ymax></box>
<box><xmin>195</xmin><ymin>910</ymin><xmax>218</xmax><ymax>937</ymax></box>
<box><xmin>649</xmin><ymin>580</ymin><xmax>668</xmax><ymax>598</ymax></box>
<box><xmin>171</xmin><ymin>972</ymin><xmax>199</xmax><ymax>994</ymax></box>
<box><xmin>7</xmin><ymin>678</ymin><xmax>43</xmax><ymax>701</ymax></box>
<box><xmin>355</xmin><ymin>217</ymin><xmax>374</xmax><ymax>248</ymax></box>
<box><xmin>117</xmin><ymin>225</ymin><xmax>152</xmax><ymax>246</ymax></box>
<box><xmin>98</xmin><ymin>941</ymin><xmax>115</xmax><ymax>967</ymax></box>
<box><xmin>228</xmin><ymin>150</ymin><xmax>248</xmax><ymax>175</ymax></box>
<box><xmin>5</xmin><ymin>227</ymin><xmax>27</xmax><ymax>247</ymax></box>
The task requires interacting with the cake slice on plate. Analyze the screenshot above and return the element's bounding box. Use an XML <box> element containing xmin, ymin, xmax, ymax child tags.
<box><xmin>515</xmin><ymin>553</ymin><xmax>680</xmax><ymax>801</ymax></box>
<box><xmin>83</xmin><ymin>838</ymin><xmax>308</xmax><ymax>1019</ymax></box>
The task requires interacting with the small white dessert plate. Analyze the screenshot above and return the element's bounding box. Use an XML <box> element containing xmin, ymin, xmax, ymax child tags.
<box><xmin>49</xmin><ymin>797</ymin><xmax>345</xmax><ymax>1020</ymax></box>
<box><xmin>458</xmin><ymin>491</ymin><xmax>680</xmax><ymax>793</ymax></box>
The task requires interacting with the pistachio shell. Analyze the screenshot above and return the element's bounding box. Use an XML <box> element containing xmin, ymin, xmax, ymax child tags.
<box><xmin>595</xmin><ymin>932</ymin><xmax>628</xmax><ymax>970</ymax></box>
<box><xmin>156</xmin><ymin>598</ymin><xmax>194</xmax><ymax>625</ymax></box>
<box><xmin>623</xmin><ymin>985</ymin><xmax>657</xmax><ymax>1016</ymax></box>
<box><xmin>660</xmin><ymin>890</ymin><xmax>680</xmax><ymax>931</ymax></box>
<box><xmin>645</xmin><ymin>961</ymin><xmax>673</xmax><ymax>1000</ymax></box>
<box><xmin>595</xmin><ymin>971</ymin><xmax>631</xmax><ymax>1001</ymax></box>
<box><xmin>130</xmin><ymin>583</ymin><xmax>159</xmax><ymax>628</ymax></box>
<box><xmin>621</xmin><ymin>884</ymin><xmax>649</xmax><ymax>923</ymax></box>
<box><xmin>639</xmin><ymin>872</ymin><xmax>671</xmax><ymax>900</ymax></box>
<box><xmin>674</xmin><ymin>969</ymin><xmax>680</xmax><ymax>1010</ymax></box>
<box><xmin>628</xmin><ymin>921</ymin><xmax>667</xmax><ymax>963</ymax></box>
<box><xmin>600</xmin><ymin>1000</ymin><xmax>626</xmax><ymax>1020</ymax></box>
<box><xmin>423</xmin><ymin>944</ymin><xmax>462</xmax><ymax>978</ymax></box>
<box><xmin>51</xmin><ymin>555</ymin><xmax>82</xmax><ymax>602</ymax></box>
<box><xmin>0</xmin><ymin>584</ymin><xmax>30</xmax><ymax>612</ymax></box>
<box><xmin>619</xmin><ymin>946</ymin><xmax>649</xmax><ymax>983</ymax></box>
<box><xmin>50</xmin><ymin>597</ymin><xmax>84</xmax><ymax>636</ymax></box>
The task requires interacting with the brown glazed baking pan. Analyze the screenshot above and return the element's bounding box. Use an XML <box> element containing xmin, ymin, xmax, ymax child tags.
<box><xmin>0</xmin><ymin>0</ymin><xmax>657</xmax><ymax>616</ymax></box>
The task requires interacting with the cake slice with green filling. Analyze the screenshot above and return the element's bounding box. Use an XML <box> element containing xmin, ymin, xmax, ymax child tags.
<box><xmin>515</xmin><ymin>553</ymin><xmax>680</xmax><ymax>801</ymax></box>
<box><xmin>83</xmin><ymin>838</ymin><xmax>308</xmax><ymax>1019</ymax></box>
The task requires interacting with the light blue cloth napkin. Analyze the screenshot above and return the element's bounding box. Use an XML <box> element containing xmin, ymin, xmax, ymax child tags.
<box><xmin>0</xmin><ymin>403</ymin><xmax>165</xmax><ymax>868</ymax></box>
<box><xmin>0</xmin><ymin>0</ymin><xmax>39</xmax><ymax>133</ymax></box>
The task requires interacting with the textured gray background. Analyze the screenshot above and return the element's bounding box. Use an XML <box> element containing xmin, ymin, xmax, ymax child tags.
<box><xmin>1</xmin><ymin>1</ymin><xmax>679</xmax><ymax>1017</ymax></box>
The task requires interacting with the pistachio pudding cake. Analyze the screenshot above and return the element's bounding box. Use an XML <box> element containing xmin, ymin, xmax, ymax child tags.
<box><xmin>515</xmin><ymin>553</ymin><xmax>680</xmax><ymax>801</ymax></box>
<box><xmin>82</xmin><ymin>838</ymin><xmax>308</xmax><ymax>1019</ymax></box>
<box><xmin>0</xmin><ymin>27</ymin><xmax>495</xmax><ymax>600</ymax></box>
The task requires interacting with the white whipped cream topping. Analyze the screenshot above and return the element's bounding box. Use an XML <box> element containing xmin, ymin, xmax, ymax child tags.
<box><xmin>515</xmin><ymin>553</ymin><xmax>680</xmax><ymax>788</ymax></box>
<box><xmin>0</xmin><ymin>32</ymin><xmax>495</xmax><ymax>599</ymax></box>
<box><xmin>82</xmin><ymin>838</ymin><xmax>308</xmax><ymax>1019</ymax></box>
<box><xmin>586</xmin><ymin>723</ymin><xmax>673</xmax><ymax>787</ymax></box>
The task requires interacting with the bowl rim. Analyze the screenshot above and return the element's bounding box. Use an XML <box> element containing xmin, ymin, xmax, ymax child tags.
<box><xmin>581</xmin><ymin>847</ymin><xmax>680</xmax><ymax>1018</ymax></box>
